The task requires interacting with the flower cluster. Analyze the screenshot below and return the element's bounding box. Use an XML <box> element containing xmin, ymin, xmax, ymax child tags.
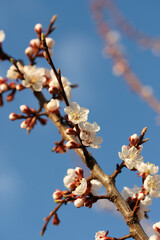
<box><xmin>9</xmin><ymin>105</ymin><xmax>47</xmax><ymax>133</ymax></box>
<box><xmin>25</xmin><ymin>23</ymin><xmax>55</xmax><ymax>59</ymax></box>
<box><xmin>7</xmin><ymin>63</ymin><xmax>47</xmax><ymax>92</ymax></box>
<box><xmin>47</xmin><ymin>69</ymin><xmax>71</xmax><ymax>99</ymax></box>
<box><xmin>52</xmin><ymin>167</ymin><xmax>102</xmax><ymax>208</ymax></box>
<box><xmin>64</xmin><ymin>102</ymin><xmax>103</xmax><ymax>149</ymax></box>
<box><xmin>118</xmin><ymin>132</ymin><xmax>160</xmax><ymax>221</ymax></box>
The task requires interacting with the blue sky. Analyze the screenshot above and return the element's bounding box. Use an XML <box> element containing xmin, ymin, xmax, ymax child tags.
<box><xmin>0</xmin><ymin>0</ymin><xmax>160</xmax><ymax>239</ymax></box>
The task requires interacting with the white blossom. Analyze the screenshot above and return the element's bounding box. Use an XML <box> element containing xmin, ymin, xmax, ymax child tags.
<box><xmin>118</xmin><ymin>145</ymin><xmax>144</xmax><ymax>169</ymax></box>
<box><xmin>79</xmin><ymin>122</ymin><xmax>100</xmax><ymax>139</ymax></box>
<box><xmin>90</xmin><ymin>179</ymin><xmax>102</xmax><ymax>195</ymax></box>
<box><xmin>121</xmin><ymin>185</ymin><xmax>152</xmax><ymax>220</ymax></box>
<box><xmin>7</xmin><ymin>62</ymin><xmax>24</xmax><ymax>80</ymax></box>
<box><xmin>144</xmin><ymin>175</ymin><xmax>160</xmax><ymax>198</ymax></box>
<box><xmin>63</xmin><ymin>168</ymin><xmax>77</xmax><ymax>189</ymax></box>
<box><xmin>46</xmin><ymin>99</ymin><xmax>59</xmax><ymax>112</ymax></box>
<box><xmin>0</xmin><ymin>30</ymin><xmax>5</xmax><ymax>43</ymax></box>
<box><xmin>137</xmin><ymin>162</ymin><xmax>159</xmax><ymax>176</ymax></box>
<box><xmin>72</xmin><ymin>178</ymin><xmax>87</xmax><ymax>195</ymax></box>
<box><xmin>64</xmin><ymin>102</ymin><xmax>89</xmax><ymax>124</ymax></box>
<box><xmin>49</xmin><ymin>70</ymin><xmax>71</xmax><ymax>98</ymax></box>
<box><xmin>22</xmin><ymin>67</ymin><xmax>46</xmax><ymax>91</ymax></box>
<box><xmin>80</xmin><ymin>131</ymin><xmax>103</xmax><ymax>149</ymax></box>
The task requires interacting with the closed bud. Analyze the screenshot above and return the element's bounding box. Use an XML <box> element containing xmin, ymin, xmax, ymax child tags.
<box><xmin>20</xmin><ymin>118</ymin><xmax>31</xmax><ymax>129</ymax></box>
<box><xmin>0</xmin><ymin>83</ymin><xmax>8</xmax><ymax>92</ymax></box>
<box><xmin>30</xmin><ymin>38</ymin><xmax>41</xmax><ymax>48</ymax></box>
<box><xmin>6</xmin><ymin>92</ymin><xmax>14</xmax><ymax>102</ymax></box>
<box><xmin>52</xmin><ymin>213</ymin><xmax>60</xmax><ymax>226</ymax></box>
<box><xmin>16</xmin><ymin>84</ymin><xmax>24</xmax><ymax>91</ymax></box>
<box><xmin>25</xmin><ymin>46</ymin><xmax>34</xmax><ymax>56</ymax></box>
<box><xmin>66</xmin><ymin>140</ymin><xmax>80</xmax><ymax>149</ymax></box>
<box><xmin>137</xmin><ymin>192</ymin><xmax>145</xmax><ymax>200</ymax></box>
<box><xmin>129</xmin><ymin>133</ymin><xmax>139</xmax><ymax>146</ymax></box>
<box><xmin>38</xmin><ymin>118</ymin><xmax>47</xmax><ymax>125</ymax></box>
<box><xmin>20</xmin><ymin>105</ymin><xmax>31</xmax><ymax>114</ymax></box>
<box><xmin>34</xmin><ymin>23</ymin><xmax>42</xmax><ymax>34</ymax></box>
<box><xmin>9</xmin><ymin>81</ymin><xmax>16</xmax><ymax>89</ymax></box>
<box><xmin>53</xmin><ymin>189</ymin><xmax>63</xmax><ymax>200</ymax></box>
<box><xmin>66</xmin><ymin>128</ymin><xmax>77</xmax><ymax>136</ymax></box>
<box><xmin>47</xmin><ymin>99</ymin><xmax>59</xmax><ymax>112</ymax></box>
<box><xmin>74</xmin><ymin>198</ymin><xmax>84</xmax><ymax>208</ymax></box>
<box><xmin>46</xmin><ymin>37</ymin><xmax>54</xmax><ymax>48</ymax></box>
<box><xmin>9</xmin><ymin>113</ymin><xmax>21</xmax><ymax>121</ymax></box>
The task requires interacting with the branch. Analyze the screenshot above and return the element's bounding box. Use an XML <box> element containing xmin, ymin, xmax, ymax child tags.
<box><xmin>33</xmin><ymin>91</ymin><xmax>148</xmax><ymax>240</ymax></box>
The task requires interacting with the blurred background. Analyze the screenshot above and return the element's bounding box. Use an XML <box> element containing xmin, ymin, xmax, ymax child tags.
<box><xmin>0</xmin><ymin>0</ymin><xmax>160</xmax><ymax>239</ymax></box>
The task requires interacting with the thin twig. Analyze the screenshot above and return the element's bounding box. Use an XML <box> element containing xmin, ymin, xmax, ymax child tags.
<box><xmin>41</xmin><ymin>202</ymin><xmax>64</xmax><ymax>236</ymax></box>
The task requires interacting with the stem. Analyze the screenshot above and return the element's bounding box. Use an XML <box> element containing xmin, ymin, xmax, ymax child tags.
<box><xmin>111</xmin><ymin>161</ymin><xmax>125</xmax><ymax>179</ymax></box>
<box><xmin>41</xmin><ymin>33</ymin><xmax>69</xmax><ymax>107</ymax></box>
<box><xmin>41</xmin><ymin>202</ymin><xmax>63</xmax><ymax>236</ymax></box>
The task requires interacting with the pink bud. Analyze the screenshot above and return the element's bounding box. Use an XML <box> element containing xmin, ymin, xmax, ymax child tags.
<box><xmin>9</xmin><ymin>81</ymin><xmax>16</xmax><ymax>89</ymax></box>
<box><xmin>66</xmin><ymin>128</ymin><xmax>77</xmax><ymax>136</ymax></box>
<box><xmin>38</xmin><ymin>118</ymin><xmax>47</xmax><ymax>125</ymax></box>
<box><xmin>66</xmin><ymin>141</ymin><xmax>80</xmax><ymax>149</ymax></box>
<box><xmin>129</xmin><ymin>134</ymin><xmax>139</xmax><ymax>146</ymax></box>
<box><xmin>6</xmin><ymin>93</ymin><xmax>14</xmax><ymax>102</ymax></box>
<box><xmin>52</xmin><ymin>213</ymin><xmax>60</xmax><ymax>226</ymax></box>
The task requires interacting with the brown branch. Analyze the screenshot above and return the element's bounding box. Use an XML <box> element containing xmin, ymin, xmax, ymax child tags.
<box><xmin>41</xmin><ymin>202</ymin><xmax>63</xmax><ymax>236</ymax></box>
<box><xmin>33</xmin><ymin>89</ymin><xmax>148</xmax><ymax>240</ymax></box>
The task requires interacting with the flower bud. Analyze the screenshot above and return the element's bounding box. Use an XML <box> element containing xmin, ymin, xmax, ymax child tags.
<box><xmin>34</xmin><ymin>23</ymin><xmax>42</xmax><ymax>34</ymax></box>
<box><xmin>52</xmin><ymin>213</ymin><xmax>60</xmax><ymax>226</ymax></box>
<box><xmin>47</xmin><ymin>99</ymin><xmax>59</xmax><ymax>112</ymax></box>
<box><xmin>129</xmin><ymin>133</ymin><xmax>139</xmax><ymax>146</ymax></box>
<box><xmin>137</xmin><ymin>192</ymin><xmax>145</xmax><ymax>200</ymax></box>
<box><xmin>9</xmin><ymin>81</ymin><xmax>16</xmax><ymax>89</ymax></box>
<box><xmin>48</xmin><ymin>86</ymin><xmax>58</xmax><ymax>94</ymax></box>
<box><xmin>20</xmin><ymin>118</ymin><xmax>31</xmax><ymax>129</ymax></box>
<box><xmin>20</xmin><ymin>105</ymin><xmax>31</xmax><ymax>114</ymax></box>
<box><xmin>66</xmin><ymin>140</ymin><xmax>80</xmax><ymax>149</ymax></box>
<box><xmin>38</xmin><ymin>118</ymin><xmax>47</xmax><ymax>125</ymax></box>
<box><xmin>53</xmin><ymin>189</ymin><xmax>63</xmax><ymax>200</ymax></box>
<box><xmin>74</xmin><ymin>198</ymin><xmax>84</xmax><ymax>208</ymax></box>
<box><xmin>16</xmin><ymin>84</ymin><xmax>24</xmax><ymax>91</ymax></box>
<box><xmin>66</xmin><ymin>128</ymin><xmax>77</xmax><ymax>136</ymax></box>
<box><xmin>30</xmin><ymin>38</ymin><xmax>41</xmax><ymax>48</ymax></box>
<box><xmin>0</xmin><ymin>83</ymin><xmax>8</xmax><ymax>92</ymax></box>
<box><xmin>46</xmin><ymin>37</ymin><xmax>54</xmax><ymax>48</ymax></box>
<box><xmin>6</xmin><ymin>92</ymin><xmax>14</xmax><ymax>102</ymax></box>
<box><xmin>9</xmin><ymin>113</ymin><xmax>20</xmax><ymax>121</ymax></box>
<box><xmin>25</xmin><ymin>46</ymin><xmax>34</xmax><ymax>56</ymax></box>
